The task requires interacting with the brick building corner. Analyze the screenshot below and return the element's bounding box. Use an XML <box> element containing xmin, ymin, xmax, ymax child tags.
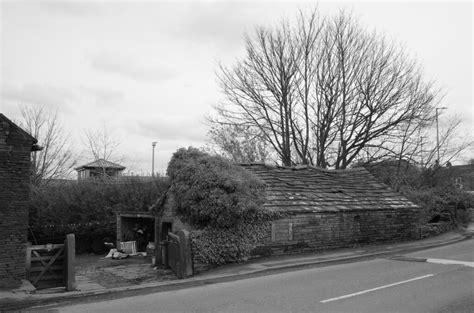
<box><xmin>0</xmin><ymin>113</ymin><xmax>41</xmax><ymax>288</ymax></box>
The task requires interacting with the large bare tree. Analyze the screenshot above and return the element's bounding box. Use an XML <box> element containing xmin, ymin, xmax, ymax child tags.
<box><xmin>212</xmin><ymin>9</ymin><xmax>439</xmax><ymax>168</ymax></box>
<box><xmin>19</xmin><ymin>104</ymin><xmax>75</xmax><ymax>184</ymax></box>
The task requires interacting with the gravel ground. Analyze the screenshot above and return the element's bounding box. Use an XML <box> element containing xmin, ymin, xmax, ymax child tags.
<box><xmin>75</xmin><ymin>253</ymin><xmax>177</xmax><ymax>289</ymax></box>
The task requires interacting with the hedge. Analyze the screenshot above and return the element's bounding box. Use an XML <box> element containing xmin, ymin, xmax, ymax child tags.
<box><xmin>28</xmin><ymin>177</ymin><xmax>169</xmax><ymax>253</ymax></box>
<box><xmin>28</xmin><ymin>221</ymin><xmax>116</xmax><ymax>254</ymax></box>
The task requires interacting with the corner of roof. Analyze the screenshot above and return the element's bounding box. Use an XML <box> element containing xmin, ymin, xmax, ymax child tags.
<box><xmin>0</xmin><ymin>113</ymin><xmax>42</xmax><ymax>151</ymax></box>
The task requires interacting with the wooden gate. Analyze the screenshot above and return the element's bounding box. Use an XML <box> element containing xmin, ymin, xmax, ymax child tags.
<box><xmin>162</xmin><ymin>230</ymin><xmax>193</xmax><ymax>279</ymax></box>
<box><xmin>167</xmin><ymin>232</ymin><xmax>181</xmax><ymax>275</ymax></box>
<box><xmin>26</xmin><ymin>234</ymin><xmax>76</xmax><ymax>290</ymax></box>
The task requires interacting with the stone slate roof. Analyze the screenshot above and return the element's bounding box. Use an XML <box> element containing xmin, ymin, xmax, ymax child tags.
<box><xmin>75</xmin><ymin>158</ymin><xmax>125</xmax><ymax>171</ymax></box>
<box><xmin>240</xmin><ymin>163</ymin><xmax>418</xmax><ymax>213</ymax></box>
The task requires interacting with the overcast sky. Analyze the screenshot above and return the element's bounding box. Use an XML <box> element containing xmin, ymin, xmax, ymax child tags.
<box><xmin>1</xmin><ymin>0</ymin><xmax>472</xmax><ymax>176</ymax></box>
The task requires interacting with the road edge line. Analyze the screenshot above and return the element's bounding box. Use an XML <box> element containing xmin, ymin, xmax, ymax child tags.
<box><xmin>320</xmin><ymin>274</ymin><xmax>434</xmax><ymax>303</ymax></box>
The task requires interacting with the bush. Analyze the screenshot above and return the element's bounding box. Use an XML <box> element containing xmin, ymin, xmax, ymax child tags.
<box><xmin>167</xmin><ymin>147</ymin><xmax>279</xmax><ymax>264</ymax></box>
<box><xmin>401</xmin><ymin>185</ymin><xmax>474</xmax><ymax>226</ymax></box>
<box><xmin>167</xmin><ymin>147</ymin><xmax>270</xmax><ymax>229</ymax></box>
<box><xmin>365</xmin><ymin>160</ymin><xmax>474</xmax><ymax>227</ymax></box>
<box><xmin>191</xmin><ymin>222</ymin><xmax>271</xmax><ymax>265</ymax></box>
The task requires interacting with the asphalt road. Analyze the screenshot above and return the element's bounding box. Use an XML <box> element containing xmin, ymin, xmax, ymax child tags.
<box><xmin>52</xmin><ymin>239</ymin><xmax>474</xmax><ymax>313</ymax></box>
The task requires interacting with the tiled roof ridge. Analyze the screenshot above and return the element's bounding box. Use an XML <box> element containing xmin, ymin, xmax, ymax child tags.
<box><xmin>239</xmin><ymin>162</ymin><xmax>368</xmax><ymax>173</ymax></box>
<box><xmin>238</xmin><ymin>161</ymin><xmax>418</xmax><ymax>213</ymax></box>
<box><xmin>76</xmin><ymin>158</ymin><xmax>125</xmax><ymax>170</ymax></box>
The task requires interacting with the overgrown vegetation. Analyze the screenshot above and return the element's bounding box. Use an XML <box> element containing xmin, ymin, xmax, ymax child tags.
<box><xmin>28</xmin><ymin>177</ymin><xmax>169</xmax><ymax>253</ymax></box>
<box><xmin>365</xmin><ymin>161</ymin><xmax>473</xmax><ymax>228</ymax></box>
<box><xmin>191</xmin><ymin>224</ymin><xmax>272</xmax><ymax>265</ymax></box>
<box><xmin>167</xmin><ymin>147</ymin><xmax>277</xmax><ymax>264</ymax></box>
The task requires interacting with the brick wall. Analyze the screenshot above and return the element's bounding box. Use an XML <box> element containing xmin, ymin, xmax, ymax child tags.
<box><xmin>0</xmin><ymin>117</ymin><xmax>35</xmax><ymax>286</ymax></box>
<box><xmin>252</xmin><ymin>208</ymin><xmax>421</xmax><ymax>257</ymax></box>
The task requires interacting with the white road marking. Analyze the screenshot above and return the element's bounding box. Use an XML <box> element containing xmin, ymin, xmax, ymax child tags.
<box><xmin>320</xmin><ymin>274</ymin><xmax>434</xmax><ymax>303</ymax></box>
<box><xmin>426</xmin><ymin>258</ymin><xmax>474</xmax><ymax>268</ymax></box>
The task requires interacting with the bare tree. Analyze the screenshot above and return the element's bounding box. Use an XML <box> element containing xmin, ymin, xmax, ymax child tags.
<box><xmin>212</xmin><ymin>9</ymin><xmax>439</xmax><ymax>169</ymax></box>
<box><xmin>84</xmin><ymin>125</ymin><xmax>121</xmax><ymax>162</ymax></box>
<box><xmin>420</xmin><ymin>114</ymin><xmax>473</xmax><ymax>167</ymax></box>
<box><xmin>82</xmin><ymin>125</ymin><xmax>124</xmax><ymax>178</ymax></box>
<box><xmin>19</xmin><ymin>104</ymin><xmax>75</xmax><ymax>184</ymax></box>
<box><xmin>215</xmin><ymin>10</ymin><xmax>324</xmax><ymax>166</ymax></box>
<box><xmin>206</xmin><ymin>123</ymin><xmax>272</xmax><ymax>163</ymax></box>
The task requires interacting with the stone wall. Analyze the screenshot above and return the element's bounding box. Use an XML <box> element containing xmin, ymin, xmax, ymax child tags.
<box><xmin>158</xmin><ymin>193</ymin><xmax>192</xmax><ymax>235</ymax></box>
<box><xmin>252</xmin><ymin>208</ymin><xmax>421</xmax><ymax>257</ymax></box>
<box><xmin>155</xmin><ymin>193</ymin><xmax>194</xmax><ymax>265</ymax></box>
<box><xmin>0</xmin><ymin>117</ymin><xmax>35</xmax><ymax>286</ymax></box>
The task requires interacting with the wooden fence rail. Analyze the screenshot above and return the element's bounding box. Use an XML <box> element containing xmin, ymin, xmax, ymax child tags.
<box><xmin>26</xmin><ymin>234</ymin><xmax>76</xmax><ymax>291</ymax></box>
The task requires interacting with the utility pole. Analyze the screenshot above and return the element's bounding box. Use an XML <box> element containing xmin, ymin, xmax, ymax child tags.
<box><xmin>152</xmin><ymin>141</ymin><xmax>157</xmax><ymax>177</ymax></box>
<box><xmin>435</xmin><ymin>107</ymin><xmax>447</xmax><ymax>163</ymax></box>
<box><xmin>420</xmin><ymin>136</ymin><xmax>425</xmax><ymax>167</ymax></box>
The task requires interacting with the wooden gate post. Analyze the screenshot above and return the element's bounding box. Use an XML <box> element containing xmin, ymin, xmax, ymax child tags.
<box><xmin>25</xmin><ymin>242</ymin><xmax>32</xmax><ymax>281</ymax></box>
<box><xmin>177</xmin><ymin>230</ymin><xmax>193</xmax><ymax>279</ymax></box>
<box><xmin>64</xmin><ymin>234</ymin><xmax>76</xmax><ymax>291</ymax></box>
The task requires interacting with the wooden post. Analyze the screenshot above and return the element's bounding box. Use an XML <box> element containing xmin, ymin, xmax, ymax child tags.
<box><xmin>178</xmin><ymin>230</ymin><xmax>193</xmax><ymax>279</ymax></box>
<box><xmin>116</xmin><ymin>214</ymin><xmax>121</xmax><ymax>248</ymax></box>
<box><xmin>25</xmin><ymin>242</ymin><xmax>32</xmax><ymax>281</ymax></box>
<box><xmin>161</xmin><ymin>241</ymin><xmax>169</xmax><ymax>267</ymax></box>
<box><xmin>64</xmin><ymin>234</ymin><xmax>76</xmax><ymax>291</ymax></box>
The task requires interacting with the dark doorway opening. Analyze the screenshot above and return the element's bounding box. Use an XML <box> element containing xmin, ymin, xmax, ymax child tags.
<box><xmin>161</xmin><ymin>222</ymin><xmax>173</xmax><ymax>240</ymax></box>
<box><xmin>117</xmin><ymin>213</ymin><xmax>156</xmax><ymax>252</ymax></box>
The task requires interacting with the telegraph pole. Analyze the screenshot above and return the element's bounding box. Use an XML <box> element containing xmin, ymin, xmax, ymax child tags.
<box><xmin>420</xmin><ymin>136</ymin><xmax>425</xmax><ymax>166</ymax></box>
<box><xmin>152</xmin><ymin>141</ymin><xmax>157</xmax><ymax>177</ymax></box>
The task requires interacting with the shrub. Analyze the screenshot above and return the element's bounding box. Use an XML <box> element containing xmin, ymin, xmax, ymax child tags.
<box><xmin>191</xmin><ymin>222</ymin><xmax>271</xmax><ymax>265</ymax></box>
<box><xmin>400</xmin><ymin>185</ymin><xmax>474</xmax><ymax>226</ymax></box>
<box><xmin>167</xmin><ymin>147</ymin><xmax>279</xmax><ymax>264</ymax></box>
<box><xmin>365</xmin><ymin>161</ymin><xmax>474</xmax><ymax>227</ymax></box>
<box><xmin>167</xmin><ymin>147</ymin><xmax>270</xmax><ymax>229</ymax></box>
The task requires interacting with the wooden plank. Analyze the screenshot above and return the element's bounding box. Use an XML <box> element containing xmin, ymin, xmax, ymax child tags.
<box><xmin>31</xmin><ymin>255</ymin><xmax>64</xmax><ymax>261</ymax></box>
<box><xmin>118</xmin><ymin>213</ymin><xmax>154</xmax><ymax>219</ymax></box>
<box><xmin>32</xmin><ymin>250</ymin><xmax>62</xmax><ymax>257</ymax></box>
<box><xmin>29</xmin><ymin>265</ymin><xmax>64</xmax><ymax>272</ymax></box>
<box><xmin>31</xmin><ymin>260</ymin><xmax>64</xmax><ymax>266</ymax></box>
<box><xmin>29</xmin><ymin>274</ymin><xmax>63</xmax><ymax>281</ymax></box>
<box><xmin>33</xmin><ymin>246</ymin><xmax>64</xmax><ymax>285</ymax></box>
<box><xmin>168</xmin><ymin>241</ymin><xmax>180</xmax><ymax>274</ymax></box>
<box><xmin>35</xmin><ymin>280</ymin><xmax>63</xmax><ymax>290</ymax></box>
<box><xmin>31</xmin><ymin>250</ymin><xmax>63</xmax><ymax>263</ymax></box>
<box><xmin>168</xmin><ymin>232</ymin><xmax>179</xmax><ymax>242</ymax></box>
<box><xmin>27</xmin><ymin>244</ymin><xmax>64</xmax><ymax>251</ymax></box>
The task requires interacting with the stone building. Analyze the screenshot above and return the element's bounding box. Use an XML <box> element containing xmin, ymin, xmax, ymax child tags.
<box><xmin>154</xmin><ymin>163</ymin><xmax>421</xmax><ymax>258</ymax></box>
<box><xmin>0</xmin><ymin>113</ymin><xmax>41</xmax><ymax>287</ymax></box>
<box><xmin>241</xmin><ymin>164</ymin><xmax>421</xmax><ymax>256</ymax></box>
